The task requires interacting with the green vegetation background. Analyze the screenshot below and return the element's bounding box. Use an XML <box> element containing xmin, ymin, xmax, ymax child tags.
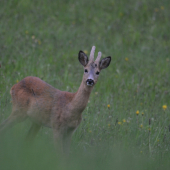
<box><xmin>1</xmin><ymin>0</ymin><xmax>170</xmax><ymax>169</ymax></box>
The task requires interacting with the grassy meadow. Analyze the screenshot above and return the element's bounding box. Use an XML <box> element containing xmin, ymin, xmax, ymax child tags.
<box><xmin>1</xmin><ymin>0</ymin><xmax>170</xmax><ymax>169</ymax></box>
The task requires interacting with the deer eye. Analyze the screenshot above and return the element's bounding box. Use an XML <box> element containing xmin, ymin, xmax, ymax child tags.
<box><xmin>96</xmin><ymin>71</ymin><xmax>100</xmax><ymax>75</ymax></box>
<box><xmin>84</xmin><ymin>69</ymin><xmax>88</xmax><ymax>73</ymax></box>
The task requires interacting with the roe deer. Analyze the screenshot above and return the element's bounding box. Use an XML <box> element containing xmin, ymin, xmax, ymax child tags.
<box><xmin>0</xmin><ymin>46</ymin><xmax>111</xmax><ymax>153</ymax></box>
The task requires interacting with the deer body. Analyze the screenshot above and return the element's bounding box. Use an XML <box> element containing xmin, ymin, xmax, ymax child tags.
<box><xmin>0</xmin><ymin>46</ymin><xmax>111</xmax><ymax>153</ymax></box>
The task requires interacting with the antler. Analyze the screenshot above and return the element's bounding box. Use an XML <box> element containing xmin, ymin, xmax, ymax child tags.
<box><xmin>89</xmin><ymin>46</ymin><xmax>96</xmax><ymax>61</ymax></box>
<box><xmin>95</xmin><ymin>51</ymin><xmax>102</xmax><ymax>63</ymax></box>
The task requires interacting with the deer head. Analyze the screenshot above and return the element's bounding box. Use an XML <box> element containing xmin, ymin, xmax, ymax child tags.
<box><xmin>78</xmin><ymin>46</ymin><xmax>111</xmax><ymax>87</ymax></box>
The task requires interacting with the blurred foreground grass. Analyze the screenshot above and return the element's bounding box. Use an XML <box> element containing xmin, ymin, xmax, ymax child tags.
<box><xmin>1</xmin><ymin>0</ymin><xmax>170</xmax><ymax>169</ymax></box>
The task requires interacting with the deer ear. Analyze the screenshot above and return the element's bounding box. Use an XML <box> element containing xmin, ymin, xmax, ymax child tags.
<box><xmin>99</xmin><ymin>56</ymin><xmax>111</xmax><ymax>70</ymax></box>
<box><xmin>78</xmin><ymin>51</ymin><xmax>89</xmax><ymax>67</ymax></box>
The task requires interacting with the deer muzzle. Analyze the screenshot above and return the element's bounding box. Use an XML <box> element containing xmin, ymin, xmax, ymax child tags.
<box><xmin>86</xmin><ymin>79</ymin><xmax>94</xmax><ymax>86</ymax></box>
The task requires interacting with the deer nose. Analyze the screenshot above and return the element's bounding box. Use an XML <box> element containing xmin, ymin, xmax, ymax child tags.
<box><xmin>86</xmin><ymin>79</ymin><xmax>94</xmax><ymax>86</ymax></box>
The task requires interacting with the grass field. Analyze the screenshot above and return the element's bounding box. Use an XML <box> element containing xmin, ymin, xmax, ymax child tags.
<box><xmin>1</xmin><ymin>0</ymin><xmax>170</xmax><ymax>169</ymax></box>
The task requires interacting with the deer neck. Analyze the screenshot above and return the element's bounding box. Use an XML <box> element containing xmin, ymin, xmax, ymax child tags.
<box><xmin>71</xmin><ymin>79</ymin><xmax>93</xmax><ymax>113</ymax></box>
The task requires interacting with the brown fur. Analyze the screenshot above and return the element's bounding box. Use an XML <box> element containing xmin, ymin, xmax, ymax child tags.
<box><xmin>0</xmin><ymin>76</ymin><xmax>92</xmax><ymax>153</ymax></box>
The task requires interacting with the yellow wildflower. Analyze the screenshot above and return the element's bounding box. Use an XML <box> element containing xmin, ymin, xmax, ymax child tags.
<box><xmin>140</xmin><ymin>124</ymin><xmax>143</xmax><ymax>128</ymax></box>
<box><xmin>136</xmin><ymin>110</ymin><xmax>139</xmax><ymax>115</ymax></box>
<box><xmin>38</xmin><ymin>40</ymin><xmax>41</xmax><ymax>45</ymax></box>
<box><xmin>84</xmin><ymin>50</ymin><xmax>88</xmax><ymax>54</ymax></box>
<box><xmin>119</xmin><ymin>12</ymin><xmax>123</xmax><ymax>17</ymax></box>
<box><xmin>89</xmin><ymin>130</ymin><xmax>92</xmax><ymax>133</ymax></box>
<box><xmin>142</xmin><ymin>112</ymin><xmax>144</xmax><ymax>116</ymax></box>
<box><xmin>155</xmin><ymin>8</ymin><xmax>159</xmax><ymax>12</ymax></box>
<box><xmin>157</xmin><ymin>139</ymin><xmax>159</xmax><ymax>142</ymax></box>
<box><xmin>16</xmin><ymin>80</ymin><xmax>19</xmax><ymax>83</ymax></box>
<box><xmin>118</xmin><ymin>122</ymin><xmax>122</xmax><ymax>125</ymax></box>
<box><xmin>140</xmin><ymin>151</ymin><xmax>143</xmax><ymax>153</ymax></box>
<box><xmin>162</xmin><ymin>105</ymin><xmax>167</xmax><ymax>111</ymax></box>
<box><xmin>148</xmin><ymin>128</ymin><xmax>151</xmax><ymax>131</ymax></box>
<box><xmin>161</xmin><ymin>6</ymin><xmax>164</xmax><ymax>10</ymax></box>
<box><xmin>107</xmin><ymin>104</ymin><xmax>110</xmax><ymax>108</ymax></box>
<box><xmin>123</xmin><ymin>119</ymin><xmax>126</xmax><ymax>123</ymax></box>
<box><xmin>108</xmin><ymin>124</ymin><xmax>110</xmax><ymax>127</ymax></box>
<box><xmin>25</xmin><ymin>30</ymin><xmax>28</xmax><ymax>34</ymax></box>
<box><xmin>125</xmin><ymin>57</ymin><xmax>129</xmax><ymax>61</ymax></box>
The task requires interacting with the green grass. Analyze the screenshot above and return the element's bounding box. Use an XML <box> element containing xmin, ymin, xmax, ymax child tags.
<box><xmin>1</xmin><ymin>0</ymin><xmax>170</xmax><ymax>169</ymax></box>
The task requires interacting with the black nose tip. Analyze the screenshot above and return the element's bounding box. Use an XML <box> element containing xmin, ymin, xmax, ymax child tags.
<box><xmin>86</xmin><ymin>79</ymin><xmax>94</xmax><ymax>85</ymax></box>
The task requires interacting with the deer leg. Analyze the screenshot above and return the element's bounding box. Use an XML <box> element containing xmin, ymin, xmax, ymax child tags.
<box><xmin>0</xmin><ymin>111</ymin><xmax>27</xmax><ymax>135</ymax></box>
<box><xmin>53</xmin><ymin>129</ymin><xmax>63</xmax><ymax>153</ymax></box>
<box><xmin>53</xmin><ymin>128</ymin><xmax>73</xmax><ymax>155</ymax></box>
<box><xmin>25</xmin><ymin>123</ymin><xmax>41</xmax><ymax>142</ymax></box>
<box><xmin>62</xmin><ymin>131</ymin><xmax>73</xmax><ymax>155</ymax></box>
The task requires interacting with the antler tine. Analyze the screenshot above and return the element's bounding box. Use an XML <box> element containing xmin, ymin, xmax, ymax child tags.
<box><xmin>95</xmin><ymin>51</ymin><xmax>102</xmax><ymax>63</ymax></box>
<box><xmin>89</xmin><ymin>46</ymin><xmax>96</xmax><ymax>61</ymax></box>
